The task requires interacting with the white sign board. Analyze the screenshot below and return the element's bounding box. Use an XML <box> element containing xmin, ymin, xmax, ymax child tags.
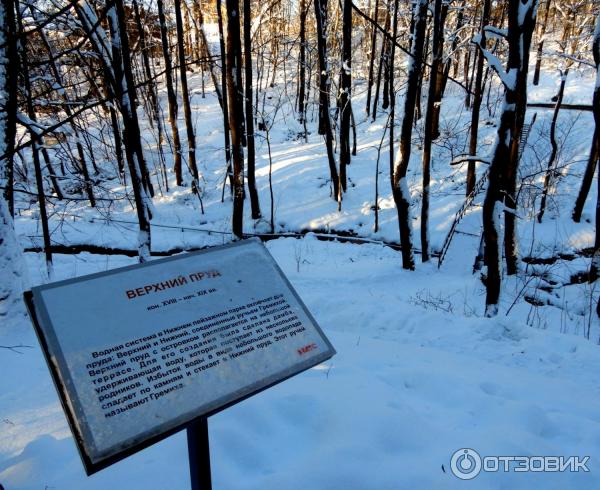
<box><xmin>27</xmin><ymin>239</ymin><xmax>335</xmax><ymax>474</ymax></box>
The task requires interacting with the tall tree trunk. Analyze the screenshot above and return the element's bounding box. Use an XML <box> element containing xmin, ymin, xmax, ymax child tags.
<box><xmin>157</xmin><ymin>0</ymin><xmax>184</xmax><ymax>186</ymax></box>
<box><xmin>382</xmin><ymin>31</ymin><xmax>391</xmax><ymax>110</ymax></box>
<box><xmin>421</xmin><ymin>0</ymin><xmax>444</xmax><ymax>262</ymax></box>
<box><xmin>225</xmin><ymin>0</ymin><xmax>246</xmax><ymax>237</ymax></box>
<box><xmin>391</xmin><ymin>0</ymin><xmax>426</xmax><ymax>270</ymax></box>
<box><xmin>0</xmin><ymin>0</ymin><xmax>17</xmax><ymax>218</ymax></box>
<box><xmin>372</xmin><ymin>8</ymin><xmax>390</xmax><ymax>121</ymax></box>
<box><xmin>430</xmin><ymin>3</ymin><xmax>448</xmax><ymax>140</ymax></box>
<box><xmin>0</xmin><ymin>0</ymin><xmax>25</xmax><ymax>316</ymax></box>
<box><xmin>339</xmin><ymin>0</ymin><xmax>352</xmax><ymax>192</ymax></box>
<box><xmin>365</xmin><ymin>0</ymin><xmax>380</xmax><ymax>115</ymax></box>
<box><xmin>111</xmin><ymin>0</ymin><xmax>153</xmax><ymax>261</ymax></box>
<box><xmin>478</xmin><ymin>0</ymin><xmax>538</xmax><ymax>316</ymax></box>
<box><xmin>314</xmin><ymin>0</ymin><xmax>340</xmax><ymax>204</ymax></box>
<box><xmin>109</xmin><ymin>106</ymin><xmax>125</xmax><ymax>181</ymax></box>
<box><xmin>298</xmin><ymin>0</ymin><xmax>307</xmax><ymax>123</ymax></box>
<box><xmin>244</xmin><ymin>0</ymin><xmax>261</xmax><ymax>219</ymax></box>
<box><xmin>593</xmin><ymin>13</ymin><xmax>600</xmax><ymax>281</ymax></box>
<box><xmin>193</xmin><ymin>0</ymin><xmax>224</xmax><ymax>107</ymax></box>
<box><xmin>174</xmin><ymin>0</ymin><xmax>200</xmax><ymax>189</ymax></box>
<box><xmin>316</xmin><ymin>0</ymin><xmax>330</xmax><ymax>136</ymax></box>
<box><xmin>533</xmin><ymin>0</ymin><xmax>551</xmax><ymax>85</ymax></box>
<box><xmin>15</xmin><ymin>0</ymin><xmax>53</xmax><ymax>278</ymax></box>
<box><xmin>216</xmin><ymin>0</ymin><xmax>233</xmax><ymax>193</ymax></box>
<box><xmin>466</xmin><ymin>0</ymin><xmax>491</xmax><ymax>196</ymax></box>
<box><xmin>503</xmin><ymin>2</ymin><xmax>537</xmax><ymax>277</ymax></box>
<box><xmin>537</xmin><ymin>69</ymin><xmax>567</xmax><ymax>222</ymax></box>
<box><xmin>573</xmin><ymin>17</ymin><xmax>600</xmax><ymax>225</ymax></box>
<box><xmin>573</xmin><ymin>140</ymin><xmax>599</xmax><ymax>223</ymax></box>
<box><xmin>0</xmin><ymin>0</ymin><xmax>27</xmax><ymax>317</ymax></box>
<box><xmin>132</xmin><ymin>0</ymin><xmax>168</xmax><ymax>193</ymax></box>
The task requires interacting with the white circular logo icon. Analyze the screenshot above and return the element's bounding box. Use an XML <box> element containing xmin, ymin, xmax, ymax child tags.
<box><xmin>451</xmin><ymin>448</ymin><xmax>482</xmax><ymax>480</ymax></box>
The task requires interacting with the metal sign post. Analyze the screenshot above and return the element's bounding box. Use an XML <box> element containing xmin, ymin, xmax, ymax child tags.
<box><xmin>187</xmin><ymin>418</ymin><xmax>212</xmax><ymax>490</ymax></box>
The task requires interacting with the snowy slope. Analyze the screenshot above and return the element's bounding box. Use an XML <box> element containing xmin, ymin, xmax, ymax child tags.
<box><xmin>2</xmin><ymin>238</ymin><xmax>600</xmax><ymax>489</ymax></box>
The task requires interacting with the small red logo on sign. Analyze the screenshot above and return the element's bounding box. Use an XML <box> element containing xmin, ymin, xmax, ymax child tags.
<box><xmin>297</xmin><ymin>343</ymin><xmax>317</xmax><ymax>355</ymax></box>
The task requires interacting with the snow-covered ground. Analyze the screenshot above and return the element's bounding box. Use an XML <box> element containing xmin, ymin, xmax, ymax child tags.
<box><xmin>3</xmin><ymin>33</ymin><xmax>600</xmax><ymax>488</ymax></box>
<box><xmin>2</xmin><ymin>238</ymin><xmax>600</xmax><ymax>489</ymax></box>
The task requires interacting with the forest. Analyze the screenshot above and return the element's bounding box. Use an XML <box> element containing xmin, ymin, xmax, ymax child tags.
<box><xmin>0</xmin><ymin>0</ymin><xmax>598</xmax><ymax>316</ymax></box>
<box><xmin>2</xmin><ymin>0</ymin><xmax>600</xmax><ymax>487</ymax></box>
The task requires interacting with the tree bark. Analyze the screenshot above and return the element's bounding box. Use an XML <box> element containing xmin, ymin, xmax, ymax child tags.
<box><xmin>573</xmin><ymin>17</ymin><xmax>600</xmax><ymax>226</ymax></box>
<box><xmin>533</xmin><ymin>0</ymin><xmax>551</xmax><ymax>85</ymax></box>
<box><xmin>244</xmin><ymin>0</ymin><xmax>261</xmax><ymax>219</ymax></box>
<box><xmin>365</xmin><ymin>0</ymin><xmax>379</xmax><ymax>116</ymax></box>
<box><xmin>314</xmin><ymin>0</ymin><xmax>341</xmax><ymax>204</ymax></box>
<box><xmin>0</xmin><ymin>0</ymin><xmax>17</xmax><ymax>218</ymax></box>
<box><xmin>174</xmin><ymin>0</ymin><xmax>200</xmax><ymax>189</ymax></box>
<box><xmin>466</xmin><ymin>0</ymin><xmax>490</xmax><ymax>196</ymax></box>
<box><xmin>478</xmin><ymin>0</ymin><xmax>538</xmax><ymax>315</ymax></box>
<box><xmin>391</xmin><ymin>0</ymin><xmax>425</xmax><ymax>270</ymax></box>
<box><xmin>339</xmin><ymin>0</ymin><xmax>352</xmax><ymax>191</ymax></box>
<box><xmin>0</xmin><ymin>0</ymin><xmax>25</xmax><ymax>315</ymax></box>
<box><xmin>216</xmin><ymin>0</ymin><xmax>233</xmax><ymax>193</ymax></box>
<box><xmin>420</xmin><ymin>0</ymin><xmax>444</xmax><ymax>262</ymax></box>
<box><xmin>298</xmin><ymin>0</ymin><xmax>307</xmax><ymax>123</ymax></box>
<box><xmin>430</xmin><ymin>3</ymin><xmax>448</xmax><ymax>140</ymax></box>
<box><xmin>503</xmin><ymin>1</ymin><xmax>537</xmax><ymax>277</ymax></box>
<box><xmin>157</xmin><ymin>0</ymin><xmax>184</xmax><ymax>187</ymax></box>
<box><xmin>538</xmin><ymin>70</ymin><xmax>567</xmax><ymax>222</ymax></box>
<box><xmin>372</xmin><ymin>8</ymin><xmax>390</xmax><ymax>121</ymax></box>
<box><xmin>225</xmin><ymin>0</ymin><xmax>246</xmax><ymax>238</ymax></box>
<box><xmin>132</xmin><ymin>0</ymin><xmax>168</xmax><ymax>193</ymax></box>
<box><xmin>316</xmin><ymin>0</ymin><xmax>330</xmax><ymax>136</ymax></box>
<box><xmin>111</xmin><ymin>0</ymin><xmax>153</xmax><ymax>261</ymax></box>
<box><xmin>16</xmin><ymin>0</ymin><xmax>53</xmax><ymax>277</ymax></box>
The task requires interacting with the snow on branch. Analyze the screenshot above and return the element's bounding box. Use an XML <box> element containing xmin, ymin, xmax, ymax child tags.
<box><xmin>483</xmin><ymin>25</ymin><xmax>508</xmax><ymax>39</ymax></box>
<box><xmin>518</xmin><ymin>0</ymin><xmax>538</xmax><ymax>26</ymax></box>
<box><xmin>16</xmin><ymin>113</ymin><xmax>52</xmax><ymax>135</ymax></box>
<box><xmin>450</xmin><ymin>155</ymin><xmax>491</xmax><ymax>166</ymax></box>
<box><xmin>472</xmin><ymin>32</ymin><xmax>516</xmax><ymax>90</ymax></box>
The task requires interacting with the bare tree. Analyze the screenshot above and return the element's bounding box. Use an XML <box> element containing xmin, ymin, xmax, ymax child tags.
<box><xmin>477</xmin><ymin>0</ymin><xmax>538</xmax><ymax>316</ymax></box>
<box><xmin>298</xmin><ymin>0</ymin><xmax>308</xmax><ymax>124</ymax></box>
<box><xmin>391</xmin><ymin>0</ymin><xmax>427</xmax><ymax>270</ymax></box>
<box><xmin>174</xmin><ymin>0</ymin><xmax>201</xmax><ymax>192</ymax></box>
<box><xmin>420</xmin><ymin>0</ymin><xmax>444</xmax><ymax>262</ymax></box>
<box><xmin>588</xmin><ymin>14</ymin><xmax>600</xmax><ymax>281</ymax></box>
<box><xmin>0</xmin><ymin>0</ymin><xmax>27</xmax><ymax>317</ymax></box>
<box><xmin>532</xmin><ymin>0</ymin><xmax>551</xmax><ymax>85</ymax></box>
<box><xmin>339</xmin><ymin>0</ymin><xmax>353</xmax><ymax>192</ymax></box>
<box><xmin>466</xmin><ymin>0</ymin><xmax>491</xmax><ymax>195</ymax></box>
<box><xmin>157</xmin><ymin>0</ymin><xmax>184</xmax><ymax>186</ymax></box>
<box><xmin>244</xmin><ymin>0</ymin><xmax>261</xmax><ymax>219</ymax></box>
<box><xmin>365</xmin><ymin>0</ymin><xmax>380</xmax><ymax>116</ymax></box>
<box><xmin>537</xmin><ymin>69</ymin><xmax>567</xmax><ymax>222</ymax></box>
<box><xmin>216</xmin><ymin>0</ymin><xmax>233</xmax><ymax>193</ymax></box>
<box><xmin>314</xmin><ymin>0</ymin><xmax>341</xmax><ymax>205</ymax></box>
<box><xmin>225</xmin><ymin>0</ymin><xmax>246</xmax><ymax>237</ymax></box>
<box><xmin>16</xmin><ymin>0</ymin><xmax>53</xmax><ymax>278</ymax></box>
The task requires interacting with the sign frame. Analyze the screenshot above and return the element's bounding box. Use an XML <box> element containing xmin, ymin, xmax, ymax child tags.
<box><xmin>25</xmin><ymin>239</ymin><xmax>335</xmax><ymax>475</ymax></box>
